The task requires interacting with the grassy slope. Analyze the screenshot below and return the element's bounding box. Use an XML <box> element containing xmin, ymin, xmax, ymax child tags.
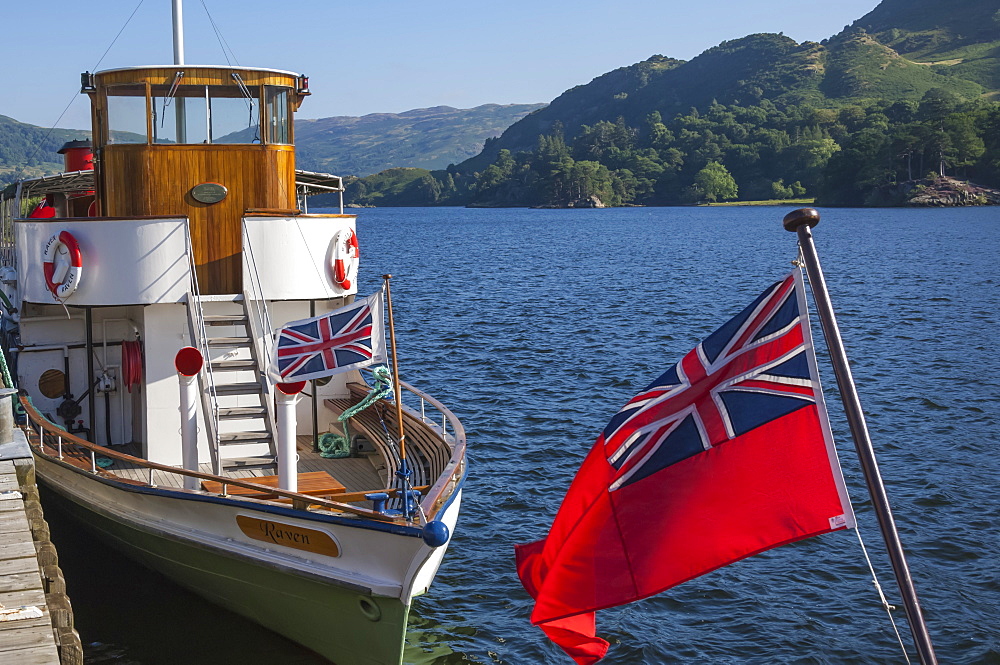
<box><xmin>294</xmin><ymin>104</ymin><xmax>545</xmax><ymax>176</ymax></box>
<box><xmin>852</xmin><ymin>0</ymin><xmax>1000</xmax><ymax>91</ymax></box>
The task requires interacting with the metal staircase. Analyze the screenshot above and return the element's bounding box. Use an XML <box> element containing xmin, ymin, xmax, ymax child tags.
<box><xmin>187</xmin><ymin>297</ymin><xmax>278</xmax><ymax>473</ymax></box>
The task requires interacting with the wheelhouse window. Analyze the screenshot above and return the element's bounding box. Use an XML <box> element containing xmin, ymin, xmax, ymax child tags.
<box><xmin>211</xmin><ymin>85</ymin><xmax>261</xmax><ymax>143</ymax></box>
<box><xmin>102</xmin><ymin>75</ymin><xmax>293</xmax><ymax>146</ymax></box>
<box><xmin>265</xmin><ymin>86</ymin><xmax>291</xmax><ymax>144</ymax></box>
<box><xmin>105</xmin><ymin>84</ymin><xmax>148</xmax><ymax>144</ymax></box>
<box><xmin>149</xmin><ymin>83</ymin><xmax>260</xmax><ymax>144</ymax></box>
<box><xmin>152</xmin><ymin>86</ymin><xmax>209</xmax><ymax>144</ymax></box>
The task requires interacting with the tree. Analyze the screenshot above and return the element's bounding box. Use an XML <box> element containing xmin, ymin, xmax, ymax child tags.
<box><xmin>693</xmin><ymin>161</ymin><xmax>738</xmax><ymax>202</ymax></box>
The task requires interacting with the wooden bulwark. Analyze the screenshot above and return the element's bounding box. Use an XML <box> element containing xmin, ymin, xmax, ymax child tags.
<box><xmin>325</xmin><ymin>385</ymin><xmax>444</xmax><ymax>486</ymax></box>
<box><xmin>324</xmin><ymin>381</ymin><xmax>463</xmax><ymax>513</ymax></box>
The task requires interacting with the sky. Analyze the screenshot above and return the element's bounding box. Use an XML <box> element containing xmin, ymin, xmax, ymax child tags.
<box><xmin>1</xmin><ymin>0</ymin><xmax>882</xmax><ymax>131</ymax></box>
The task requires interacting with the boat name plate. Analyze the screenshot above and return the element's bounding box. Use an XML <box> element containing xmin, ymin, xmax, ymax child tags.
<box><xmin>190</xmin><ymin>182</ymin><xmax>228</xmax><ymax>204</ymax></box>
<box><xmin>236</xmin><ymin>515</ymin><xmax>340</xmax><ymax>557</ymax></box>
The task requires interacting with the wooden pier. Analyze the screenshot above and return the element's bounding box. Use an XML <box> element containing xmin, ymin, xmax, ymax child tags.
<box><xmin>0</xmin><ymin>426</ymin><xmax>82</xmax><ymax>665</ymax></box>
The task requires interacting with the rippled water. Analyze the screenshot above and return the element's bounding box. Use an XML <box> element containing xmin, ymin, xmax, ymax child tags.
<box><xmin>46</xmin><ymin>206</ymin><xmax>999</xmax><ymax>663</ymax></box>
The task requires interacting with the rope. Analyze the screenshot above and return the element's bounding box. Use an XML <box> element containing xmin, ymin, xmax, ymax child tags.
<box><xmin>0</xmin><ymin>290</ymin><xmax>15</xmax><ymax>315</ymax></box>
<box><xmin>199</xmin><ymin>0</ymin><xmax>241</xmax><ymax>68</ymax></box>
<box><xmin>316</xmin><ymin>365</ymin><xmax>393</xmax><ymax>459</ymax></box>
<box><xmin>0</xmin><ymin>337</ymin><xmax>13</xmax><ymax>390</ymax></box>
<box><xmin>0</xmin><ymin>325</ymin><xmax>23</xmax><ymax>417</ymax></box>
<box><xmin>855</xmin><ymin>527</ymin><xmax>912</xmax><ymax>663</ymax></box>
<box><xmin>23</xmin><ymin>0</ymin><xmax>147</xmax><ymax>168</ymax></box>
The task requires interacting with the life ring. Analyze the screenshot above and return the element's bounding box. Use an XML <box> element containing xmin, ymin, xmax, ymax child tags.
<box><xmin>42</xmin><ymin>231</ymin><xmax>83</xmax><ymax>300</ymax></box>
<box><xmin>332</xmin><ymin>229</ymin><xmax>359</xmax><ymax>290</ymax></box>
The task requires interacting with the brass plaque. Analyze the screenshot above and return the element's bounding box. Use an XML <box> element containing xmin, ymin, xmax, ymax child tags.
<box><xmin>190</xmin><ymin>182</ymin><xmax>228</xmax><ymax>204</ymax></box>
<box><xmin>236</xmin><ymin>515</ymin><xmax>340</xmax><ymax>557</ymax></box>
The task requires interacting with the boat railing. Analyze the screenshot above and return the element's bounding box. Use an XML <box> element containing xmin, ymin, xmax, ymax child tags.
<box><xmin>240</xmin><ymin>219</ymin><xmax>276</xmax><ymax>372</ymax></box>
<box><xmin>361</xmin><ymin>367</ymin><xmax>467</xmax><ymax>515</ymax></box>
<box><xmin>0</xmin><ymin>183</ymin><xmax>22</xmax><ymax>270</ymax></box>
<box><xmin>18</xmin><ymin>394</ymin><xmax>409</xmax><ymax>523</ymax></box>
<box><xmin>182</xmin><ymin>223</ymin><xmax>222</xmax><ymax>474</ymax></box>
<box><xmin>240</xmin><ymin>221</ymin><xmax>280</xmax><ymax>446</ymax></box>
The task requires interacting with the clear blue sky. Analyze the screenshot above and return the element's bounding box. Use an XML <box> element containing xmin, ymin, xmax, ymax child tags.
<box><xmin>1</xmin><ymin>0</ymin><xmax>880</xmax><ymax>131</ymax></box>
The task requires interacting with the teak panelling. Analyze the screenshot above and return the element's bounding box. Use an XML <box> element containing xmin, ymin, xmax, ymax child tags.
<box><xmin>100</xmin><ymin>144</ymin><xmax>296</xmax><ymax>294</ymax></box>
<box><xmin>95</xmin><ymin>67</ymin><xmax>299</xmax><ymax>88</ymax></box>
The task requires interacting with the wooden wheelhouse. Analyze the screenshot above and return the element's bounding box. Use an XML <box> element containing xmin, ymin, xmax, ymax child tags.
<box><xmin>84</xmin><ymin>66</ymin><xmax>311</xmax><ymax>294</ymax></box>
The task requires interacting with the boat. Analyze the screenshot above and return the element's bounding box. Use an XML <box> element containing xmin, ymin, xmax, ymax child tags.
<box><xmin>0</xmin><ymin>7</ymin><xmax>466</xmax><ymax>664</ymax></box>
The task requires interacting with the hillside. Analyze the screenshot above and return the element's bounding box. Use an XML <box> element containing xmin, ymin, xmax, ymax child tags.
<box><xmin>294</xmin><ymin>103</ymin><xmax>545</xmax><ymax>176</ymax></box>
<box><xmin>0</xmin><ymin>115</ymin><xmax>89</xmax><ymax>184</ymax></box>
<box><xmin>852</xmin><ymin>0</ymin><xmax>1000</xmax><ymax>93</ymax></box>
<box><xmin>344</xmin><ymin>0</ymin><xmax>997</xmax><ymax>208</ymax></box>
<box><xmin>461</xmin><ymin>24</ymin><xmax>989</xmax><ymax>173</ymax></box>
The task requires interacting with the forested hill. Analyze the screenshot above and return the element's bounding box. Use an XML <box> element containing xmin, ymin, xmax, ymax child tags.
<box><xmin>294</xmin><ymin>104</ymin><xmax>545</xmax><ymax>176</ymax></box>
<box><xmin>341</xmin><ymin>0</ymin><xmax>998</xmax><ymax>208</ymax></box>
<box><xmin>462</xmin><ymin>12</ymin><xmax>994</xmax><ymax>172</ymax></box>
<box><xmin>0</xmin><ymin>115</ymin><xmax>89</xmax><ymax>184</ymax></box>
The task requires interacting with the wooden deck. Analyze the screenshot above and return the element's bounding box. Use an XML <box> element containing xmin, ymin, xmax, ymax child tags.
<box><xmin>97</xmin><ymin>436</ymin><xmax>385</xmax><ymax>496</ymax></box>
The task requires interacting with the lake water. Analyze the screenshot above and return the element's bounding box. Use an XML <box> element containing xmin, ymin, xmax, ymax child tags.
<box><xmin>44</xmin><ymin>205</ymin><xmax>999</xmax><ymax>664</ymax></box>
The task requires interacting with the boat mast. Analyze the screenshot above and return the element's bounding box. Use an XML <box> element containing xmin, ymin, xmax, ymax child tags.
<box><xmin>172</xmin><ymin>0</ymin><xmax>185</xmax><ymax>65</ymax></box>
<box><xmin>171</xmin><ymin>1</ymin><xmax>187</xmax><ymax>153</ymax></box>
<box><xmin>783</xmin><ymin>208</ymin><xmax>938</xmax><ymax>664</ymax></box>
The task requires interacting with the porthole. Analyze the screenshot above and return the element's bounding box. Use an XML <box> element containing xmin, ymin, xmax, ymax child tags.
<box><xmin>357</xmin><ymin>596</ymin><xmax>381</xmax><ymax>622</ymax></box>
<box><xmin>38</xmin><ymin>369</ymin><xmax>66</xmax><ymax>399</ymax></box>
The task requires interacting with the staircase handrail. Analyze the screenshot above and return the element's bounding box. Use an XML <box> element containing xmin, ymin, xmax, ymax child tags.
<box><xmin>241</xmin><ymin>220</ymin><xmax>280</xmax><ymax>455</ymax></box>
<box><xmin>183</xmin><ymin>222</ymin><xmax>222</xmax><ymax>474</ymax></box>
<box><xmin>241</xmin><ymin>219</ymin><xmax>276</xmax><ymax>371</ymax></box>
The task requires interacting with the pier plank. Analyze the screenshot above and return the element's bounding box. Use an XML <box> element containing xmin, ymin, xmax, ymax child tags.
<box><xmin>0</xmin><ymin>587</ymin><xmax>47</xmax><ymax>609</ymax></box>
<box><xmin>0</xmin><ymin>540</ymin><xmax>37</xmax><ymax>562</ymax></box>
<box><xmin>0</xmin><ymin>644</ymin><xmax>61</xmax><ymax>665</ymax></box>
<box><xmin>0</xmin><ymin>458</ymin><xmax>64</xmax><ymax>664</ymax></box>
<box><xmin>0</xmin><ymin>511</ymin><xmax>31</xmax><ymax>536</ymax></box>
<box><xmin>0</xmin><ymin>619</ymin><xmax>59</xmax><ymax>650</ymax></box>
<box><xmin>0</xmin><ymin>568</ymin><xmax>42</xmax><ymax>594</ymax></box>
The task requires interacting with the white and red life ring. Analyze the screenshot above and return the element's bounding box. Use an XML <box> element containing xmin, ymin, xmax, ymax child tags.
<box><xmin>42</xmin><ymin>231</ymin><xmax>83</xmax><ymax>300</ymax></box>
<box><xmin>332</xmin><ymin>228</ymin><xmax>359</xmax><ymax>290</ymax></box>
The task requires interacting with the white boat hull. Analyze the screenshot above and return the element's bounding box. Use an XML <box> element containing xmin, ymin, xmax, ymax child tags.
<box><xmin>34</xmin><ymin>451</ymin><xmax>464</xmax><ymax>665</ymax></box>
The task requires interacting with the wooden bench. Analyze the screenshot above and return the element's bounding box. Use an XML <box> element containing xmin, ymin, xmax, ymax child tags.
<box><xmin>201</xmin><ymin>471</ymin><xmax>345</xmax><ymax>499</ymax></box>
<box><xmin>324</xmin><ymin>383</ymin><xmax>451</xmax><ymax>488</ymax></box>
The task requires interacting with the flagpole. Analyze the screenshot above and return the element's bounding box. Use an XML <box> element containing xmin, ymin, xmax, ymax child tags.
<box><xmin>381</xmin><ymin>275</ymin><xmax>411</xmax><ymax>511</ymax></box>
<box><xmin>783</xmin><ymin>208</ymin><xmax>937</xmax><ymax>665</ymax></box>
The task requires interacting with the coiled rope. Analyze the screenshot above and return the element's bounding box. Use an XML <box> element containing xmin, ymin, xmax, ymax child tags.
<box><xmin>317</xmin><ymin>365</ymin><xmax>393</xmax><ymax>459</ymax></box>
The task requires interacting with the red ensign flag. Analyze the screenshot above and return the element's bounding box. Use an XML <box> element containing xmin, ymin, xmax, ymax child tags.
<box><xmin>515</xmin><ymin>270</ymin><xmax>855</xmax><ymax>663</ymax></box>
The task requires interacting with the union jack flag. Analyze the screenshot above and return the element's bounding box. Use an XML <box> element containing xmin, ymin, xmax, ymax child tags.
<box><xmin>270</xmin><ymin>291</ymin><xmax>387</xmax><ymax>382</ymax></box>
<box><xmin>605</xmin><ymin>269</ymin><xmax>823</xmax><ymax>490</ymax></box>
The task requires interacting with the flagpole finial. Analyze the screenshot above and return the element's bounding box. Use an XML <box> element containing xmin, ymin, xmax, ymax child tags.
<box><xmin>783</xmin><ymin>208</ymin><xmax>820</xmax><ymax>232</ymax></box>
<box><xmin>382</xmin><ymin>274</ymin><xmax>392</xmax><ymax>280</ymax></box>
